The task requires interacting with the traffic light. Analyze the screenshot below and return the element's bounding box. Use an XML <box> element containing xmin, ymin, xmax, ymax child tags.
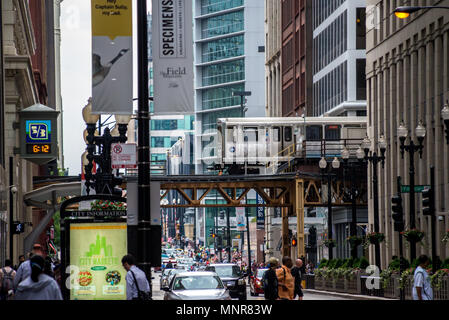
<box><xmin>422</xmin><ymin>187</ymin><xmax>435</xmax><ymax>216</ymax></box>
<box><xmin>391</xmin><ymin>194</ymin><xmax>404</xmax><ymax>232</ymax></box>
<box><xmin>291</xmin><ymin>237</ymin><xmax>297</xmax><ymax>247</ymax></box>
<box><xmin>209</xmin><ymin>228</ymin><xmax>213</xmax><ymax>237</ymax></box>
<box><xmin>212</xmin><ymin>233</ymin><xmax>216</xmax><ymax>238</ymax></box>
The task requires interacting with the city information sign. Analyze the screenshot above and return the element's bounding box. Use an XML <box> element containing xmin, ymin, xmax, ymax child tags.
<box><xmin>69</xmin><ymin>222</ymin><xmax>127</xmax><ymax>300</ymax></box>
<box><xmin>19</xmin><ymin>104</ymin><xmax>59</xmax><ymax>164</ymax></box>
<box><xmin>400</xmin><ymin>185</ymin><xmax>430</xmax><ymax>193</ymax></box>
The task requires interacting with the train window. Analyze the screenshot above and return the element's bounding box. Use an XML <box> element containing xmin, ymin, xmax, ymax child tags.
<box><xmin>306</xmin><ymin>126</ymin><xmax>322</xmax><ymax>141</ymax></box>
<box><xmin>284</xmin><ymin>127</ymin><xmax>292</xmax><ymax>142</ymax></box>
<box><xmin>325</xmin><ymin>125</ymin><xmax>341</xmax><ymax>140</ymax></box>
<box><xmin>244</xmin><ymin>127</ymin><xmax>258</xmax><ymax>142</ymax></box>
<box><xmin>273</xmin><ymin>127</ymin><xmax>281</xmax><ymax>142</ymax></box>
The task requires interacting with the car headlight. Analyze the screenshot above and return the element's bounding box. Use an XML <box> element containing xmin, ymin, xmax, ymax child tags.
<box><xmin>238</xmin><ymin>279</ymin><xmax>246</xmax><ymax>285</ymax></box>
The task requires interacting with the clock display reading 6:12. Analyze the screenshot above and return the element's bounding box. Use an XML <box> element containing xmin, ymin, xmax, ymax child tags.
<box><xmin>26</xmin><ymin>144</ymin><xmax>51</xmax><ymax>154</ymax></box>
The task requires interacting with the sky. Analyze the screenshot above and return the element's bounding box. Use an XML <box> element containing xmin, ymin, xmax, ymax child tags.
<box><xmin>60</xmin><ymin>0</ymin><xmax>151</xmax><ymax>175</ymax></box>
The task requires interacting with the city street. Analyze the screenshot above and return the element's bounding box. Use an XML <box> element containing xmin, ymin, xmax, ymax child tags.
<box><xmin>151</xmin><ymin>271</ymin><xmax>352</xmax><ymax>301</ymax></box>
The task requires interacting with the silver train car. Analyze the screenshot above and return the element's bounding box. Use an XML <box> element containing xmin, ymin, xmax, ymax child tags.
<box><xmin>214</xmin><ymin>116</ymin><xmax>367</xmax><ymax>174</ymax></box>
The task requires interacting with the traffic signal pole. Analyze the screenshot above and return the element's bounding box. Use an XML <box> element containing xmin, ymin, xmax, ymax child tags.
<box><xmin>422</xmin><ymin>166</ymin><xmax>437</xmax><ymax>273</ymax></box>
<box><xmin>395</xmin><ymin>176</ymin><xmax>404</xmax><ymax>301</ymax></box>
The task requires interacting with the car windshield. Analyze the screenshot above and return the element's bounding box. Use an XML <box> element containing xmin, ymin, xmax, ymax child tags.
<box><xmin>163</xmin><ymin>269</ymin><xmax>173</xmax><ymax>276</ymax></box>
<box><xmin>172</xmin><ymin>276</ymin><xmax>224</xmax><ymax>291</ymax></box>
<box><xmin>207</xmin><ymin>265</ymin><xmax>242</xmax><ymax>278</ymax></box>
<box><xmin>257</xmin><ymin>269</ymin><xmax>267</xmax><ymax>278</ymax></box>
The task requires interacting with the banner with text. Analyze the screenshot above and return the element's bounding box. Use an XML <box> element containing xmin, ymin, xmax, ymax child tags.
<box><xmin>256</xmin><ymin>194</ymin><xmax>265</xmax><ymax>230</ymax></box>
<box><xmin>152</xmin><ymin>0</ymin><xmax>194</xmax><ymax>114</ymax></box>
<box><xmin>91</xmin><ymin>0</ymin><xmax>133</xmax><ymax>114</ymax></box>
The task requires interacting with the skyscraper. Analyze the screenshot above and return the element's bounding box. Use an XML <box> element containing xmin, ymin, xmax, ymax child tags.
<box><xmin>312</xmin><ymin>0</ymin><xmax>367</xmax><ymax>117</ymax></box>
<box><xmin>193</xmin><ymin>0</ymin><xmax>266</xmax><ymax>174</ymax></box>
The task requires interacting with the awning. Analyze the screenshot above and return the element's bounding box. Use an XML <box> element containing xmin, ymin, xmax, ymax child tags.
<box><xmin>22</xmin><ymin>182</ymin><xmax>82</xmax><ymax>254</ymax></box>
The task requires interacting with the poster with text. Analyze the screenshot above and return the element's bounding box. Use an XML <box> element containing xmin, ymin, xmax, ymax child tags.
<box><xmin>152</xmin><ymin>0</ymin><xmax>194</xmax><ymax>114</ymax></box>
<box><xmin>70</xmin><ymin>222</ymin><xmax>127</xmax><ymax>300</ymax></box>
<box><xmin>91</xmin><ymin>0</ymin><xmax>133</xmax><ymax>114</ymax></box>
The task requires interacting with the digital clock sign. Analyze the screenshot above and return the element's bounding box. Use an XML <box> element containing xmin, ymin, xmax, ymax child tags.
<box><xmin>26</xmin><ymin>144</ymin><xmax>51</xmax><ymax>154</ymax></box>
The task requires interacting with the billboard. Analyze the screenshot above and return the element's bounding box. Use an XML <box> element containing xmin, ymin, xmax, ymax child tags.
<box><xmin>152</xmin><ymin>0</ymin><xmax>194</xmax><ymax>114</ymax></box>
<box><xmin>69</xmin><ymin>222</ymin><xmax>127</xmax><ymax>300</ymax></box>
<box><xmin>91</xmin><ymin>0</ymin><xmax>133</xmax><ymax>114</ymax></box>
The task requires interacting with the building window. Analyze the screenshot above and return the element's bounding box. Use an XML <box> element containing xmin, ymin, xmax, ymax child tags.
<box><xmin>151</xmin><ymin>120</ymin><xmax>178</xmax><ymax>131</ymax></box>
<box><xmin>356</xmin><ymin>8</ymin><xmax>366</xmax><ymax>50</ymax></box>
<box><xmin>201</xmin><ymin>0</ymin><xmax>244</xmax><ymax>15</ymax></box>
<box><xmin>356</xmin><ymin>59</ymin><xmax>366</xmax><ymax>101</ymax></box>
<box><xmin>201</xmin><ymin>10</ymin><xmax>244</xmax><ymax>39</ymax></box>
<box><xmin>202</xmin><ymin>59</ymin><xmax>244</xmax><ymax>86</ymax></box>
<box><xmin>202</xmin><ymin>83</ymin><xmax>244</xmax><ymax>111</ymax></box>
<box><xmin>202</xmin><ymin>35</ymin><xmax>244</xmax><ymax>63</ymax></box>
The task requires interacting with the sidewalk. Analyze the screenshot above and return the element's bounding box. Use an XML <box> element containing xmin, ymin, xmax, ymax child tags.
<box><xmin>303</xmin><ymin>289</ymin><xmax>397</xmax><ymax>301</ymax></box>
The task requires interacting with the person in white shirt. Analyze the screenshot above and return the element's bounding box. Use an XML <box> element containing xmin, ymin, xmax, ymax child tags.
<box><xmin>412</xmin><ymin>255</ymin><xmax>433</xmax><ymax>300</ymax></box>
<box><xmin>121</xmin><ymin>254</ymin><xmax>151</xmax><ymax>300</ymax></box>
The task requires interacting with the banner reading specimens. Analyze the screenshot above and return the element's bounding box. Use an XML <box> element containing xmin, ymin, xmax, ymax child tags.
<box><xmin>152</xmin><ymin>0</ymin><xmax>194</xmax><ymax>114</ymax></box>
<box><xmin>91</xmin><ymin>0</ymin><xmax>133</xmax><ymax>114</ymax></box>
<box><xmin>70</xmin><ymin>222</ymin><xmax>127</xmax><ymax>300</ymax></box>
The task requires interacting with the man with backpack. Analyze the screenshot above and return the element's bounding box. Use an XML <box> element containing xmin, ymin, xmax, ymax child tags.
<box><xmin>122</xmin><ymin>254</ymin><xmax>151</xmax><ymax>300</ymax></box>
<box><xmin>0</xmin><ymin>259</ymin><xmax>16</xmax><ymax>300</ymax></box>
<box><xmin>263</xmin><ymin>257</ymin><xmax>279</xmax><ymax>300</ymax></box>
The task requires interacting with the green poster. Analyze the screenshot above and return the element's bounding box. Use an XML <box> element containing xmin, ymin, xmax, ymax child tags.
<box><xmin>69</xmin><ymin>222</ymin><xmax>127</xmax><ymax>300</ymax></box>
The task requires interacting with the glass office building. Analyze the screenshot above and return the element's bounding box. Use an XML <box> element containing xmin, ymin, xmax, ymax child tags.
<box><xmin>193</xmin><ymin>0</ymin><xmax>265</xmax><ymax>173</ymax></box>
<box><xmin>312</xmin><ymin>0</ymin><xmax>366</xmax><ymax>116</ymax></box>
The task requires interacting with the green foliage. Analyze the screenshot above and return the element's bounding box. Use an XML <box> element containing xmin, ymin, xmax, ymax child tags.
<box><xmin>388</xmin><ymin>257</ymin><xmax>410</xmax><ymax>271</ymax></box>
<box><xmin>342</xmin><ymin>257</ymin><xmax>355</xmax><ymax>269</ymax></box>
<box><xmin>442</xmin><ymin>258</ymin><xmax>449</xmax><ymax>269</ymax></box>
<box><xmin>53</xmin><ymin>211</ymin><xmax>60</xmax><ymax>248</ymax></box>
<box><xmin>318</xmin><ymin>258</ymin><xmax>328</xmax><ymax>268</ymax></box>
<box><xmin>353</xmin><ymin>256</ymin><xmax>369</xmax><ymax>269</ymax></box>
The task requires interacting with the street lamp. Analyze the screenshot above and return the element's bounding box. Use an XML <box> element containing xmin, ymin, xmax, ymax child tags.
<box><xmin>441</xmin><ymin>101</ymin><xmax>449</xmax><ymax>144</ymax></box>
<box><xmin>319</xmin><ymin>156</ymin><xmax>340</xmax><ymax>260</ymax></box>
<box><xmin>397</xmin><ymin>121</ymin><xmax>426</xmax><ymax>261</ymax></box>
<box><xmin>342</xmin><ymin>147</ymin><xmax>363</xmax><ymax>259</ymax></box>
<box><xmin>358</xmin><ymin>134</ymin><xmax>386</xmax><ymax>269</ymax></box>
<box><xmin>82</xmin><ymin>100</ymin><xmax>129</xmax><ymax>195</ymax></box>
<box><xmin>394</xmin><ymin>6</ymin><xmax>449</xmax><ymax>19</ymax></box>
<box><xmin>232</xmin><ymin>91</ymin><xmax>251</xmax><ymax>117</ymax></box>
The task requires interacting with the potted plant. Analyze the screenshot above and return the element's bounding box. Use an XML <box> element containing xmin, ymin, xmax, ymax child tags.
<box><xmin>323</xmin><ymin>239</ymin><xmax>337</xmax><ymax>248</ymax></box>
<box><xmin>91</xmin><ymin>200</ymin><xmax>127</xmax><ymax>211</ymax></box>
<box><xmin>401</xmin><ymin>229</ymin><xmax>425</xmax><ymax>244</ymax></box>
<box><xmin>430</xmin><ymin>269</ymin><xmax>449</xmax><ymax>290</ymax></box>
<box><xmin>346</xmin><ymin>235</ymin><xmax>364</xmax><ymax>248</ymax></box>
<box><xmin>366</xmin><ymin>232</ymin><xmax>385</xmax><ymax>245</ymax></box>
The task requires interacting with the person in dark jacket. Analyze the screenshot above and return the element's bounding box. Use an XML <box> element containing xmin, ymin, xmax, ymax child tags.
<box><xmin>15</xmin><ymin>255</ymin><xmax>62</xmax><ymax>300</ymax></box>
<box><xmin>291</xmin><ymin>258</ymin><xmax>304</xmax><ymax>300</ymax></box>
<box><xmin>263</xmin><ymin>257</ymin><xmax>279</xmax><ymax>301</ymax></box>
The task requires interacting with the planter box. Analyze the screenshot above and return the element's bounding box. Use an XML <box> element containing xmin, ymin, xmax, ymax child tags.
<box><xmin>305</xmin><ymin>274</ymin><xmax>315</xmax><ymax>289</ymax></box>
<box><xmin>314</xmin><ymin>275</ymin><xmax>325</xmax><ymax>290</ymax></box>
<box><xmin>334</xmin><ymin>277</ymin><xmax>345</xmax><ymax>293</ymax></box>
<box><xmin>433</xmin><ymin>276</ymin><xmax>449</xmax><ymax>301</ymax></box>
<box><xmin>382</xmin><ymin>276</ymin><xmax>398</xmax><ymax>299</ymax></box>
<box><xmin>324</xmin><ymin>278</ymin><xmax>335</xmax><ymax>291</ymax></box>
<box><xmin>403</xmin><ymin>278</ymin><xmax>413</xmax><ymax>300</ymax></box>
<box><xmin>346</xmin><ymin>275</ymin><xmax>360</xmax><ymax>295</ymax></box>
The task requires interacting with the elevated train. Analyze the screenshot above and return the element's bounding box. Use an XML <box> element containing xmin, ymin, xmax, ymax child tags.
<box><xmin>211</xmin><ymin>116</ymin><xmax>367</xmax><ymax>174</ymax></box>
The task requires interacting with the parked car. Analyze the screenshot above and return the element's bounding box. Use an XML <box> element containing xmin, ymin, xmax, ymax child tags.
<box><xmin>205</xmin><ymin>263</ymin><xmax>247</xmax><ymax>300</ymax></box>
<box><xmin>249</xmin><ymin>268</ymin><xmax>268</xmax><ymax>296</ymax></box>
<box><xmin>163</xmin><ymin>272</ymin><xmax>231</xmax><ymax>300</ymax></box>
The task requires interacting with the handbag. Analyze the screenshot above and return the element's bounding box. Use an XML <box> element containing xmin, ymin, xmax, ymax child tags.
<box><xmin>130</xmin><ymin>270</ymin><xmax>152</xmax><ymax>300</ymax></box>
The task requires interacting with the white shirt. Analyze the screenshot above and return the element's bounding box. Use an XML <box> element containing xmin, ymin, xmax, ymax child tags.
<box><xmin>125</xmin><ymin>265</ymin><xmax>150</xmax><ymax>300</ymax></box>
<box><xmin>412</xmin><ymin>266</ymin><xmax>433</xmax><ymax>300</ymax></box>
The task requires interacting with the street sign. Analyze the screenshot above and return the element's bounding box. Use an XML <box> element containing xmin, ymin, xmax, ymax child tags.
<box><xmin>400</xmin><ymin>185</ymin><xmax>430</xmax><ymax>193</ymax></box>
<box><xmin>13</xmin><ymin>222</ymin><xmax>24</xmax><ymax>234</ymax></box>
<box><xmin>111</xmin><ymin>143</ymin><xmax>137</xmax><ymax>169</ymax></box>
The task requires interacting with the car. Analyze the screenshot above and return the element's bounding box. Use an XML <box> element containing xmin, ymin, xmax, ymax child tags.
<box><xmin>166</xmin><ymin>268</ymin><xmax>184</xmax><ymax>285</ymax></box>
<box><xmin>163</xmin><ymin>272</ymin><xmax>231</xmax><ymax>300</ymax></box>
<box><xmin>160</xmin><ymin>268</ymin><xmax>174</xmax><ymax>289</ymax></box>
<box><xmin>249</xmin><ymin>268</ymin><xmax>268</xmax><ymax>296</ymax></box>
<box><xmin>205</xmin><ymin>263</ymin><xmax>247</xmax><ymax>300</ymax></box>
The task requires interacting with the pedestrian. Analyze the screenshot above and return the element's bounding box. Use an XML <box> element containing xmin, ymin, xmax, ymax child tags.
<box><xmin>166</xmin><ymin>261</ymin><xmax>173</xmax><ymax>269</ymax></box>
<box><xmin>262</xmin><ymin>257</ymin><xmax>279</xmax><ymax>301</ymax></box>
<box><xmin>14</xmin><ymin>243</ymin><xmax>44</xmax><ymax>291</ymax></box>
<box><xmin>412</xmin><ymin>255</ymin><xmax>433</xmax><ymax>300</ymax></box>
<box><xmin>14</xmin><ymin>255</ymin><xmax>62</xmax><ymax>300</ymax></box>
<box><xmin>0</xmin><ymin>259</ymin><xmax>16</xmax><ymax>300</ymax></box>
<box><xmin>291</xmin><ymin>259</ymin><xmax>304</xmax><ymax>300</ymax></box>
<box><xmin>276</xmin><ymin>256</ymin><xmax>295</xmax><ymax>300</ymax></box>
<box><xmin>13</xmin><ymin>255</ymin><xmax>25</xmax><ymax>271</ymax></box>
<box><xmin>121</xmin><ymin>254</ymin><xmax>151</xmax><ymax>300</ymax></box>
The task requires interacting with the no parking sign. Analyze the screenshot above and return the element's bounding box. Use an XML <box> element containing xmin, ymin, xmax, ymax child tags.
<box><xmin>111</xmin><ymin>143</ymin><xmax>137</xmax><ymax>169</ymax></box>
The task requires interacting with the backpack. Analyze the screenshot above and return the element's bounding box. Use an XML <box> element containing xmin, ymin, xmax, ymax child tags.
<box><xmin>1</xmin><ymin>268</ymin><xmax>14</xmax><ymax>295</ymax></box>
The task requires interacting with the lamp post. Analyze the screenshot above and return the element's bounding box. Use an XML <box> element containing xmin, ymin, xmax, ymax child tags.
<box><xmin>82</xmin><ymin>101</ymin><xmax>130</xmax><ymax>195</ymax></box>
<box><xmin>442</xmin><ymin>102</ymin><xmax>449</xmax><ymax>144</ymax></box>
<box><xmin>394</xmin><ymin>6</ymin><xmax>449</xmax><ymax>19</ymax></box>
<box><xmin>319</xmin><ymin>156</ymin><xmax>340</xmax><ymax>260</ymax></box>
<box><xmin>397</xmin><ymin>121</ymin><xmax>426</xmax><ymax>262</ymax></box>
<box><xmin>232</xmin><ymin>91</ymin><xmax>251</xmax><ymax>117</ymax></box>
<box><xmin>342</xmin><ymin>147</ymin><xmax>361</xmax><ymax>259</ymax></box>
<box><xmin>357</xmin><ymin>135</ymin><xmax>387</xmax><ymax>269</ymax></box>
